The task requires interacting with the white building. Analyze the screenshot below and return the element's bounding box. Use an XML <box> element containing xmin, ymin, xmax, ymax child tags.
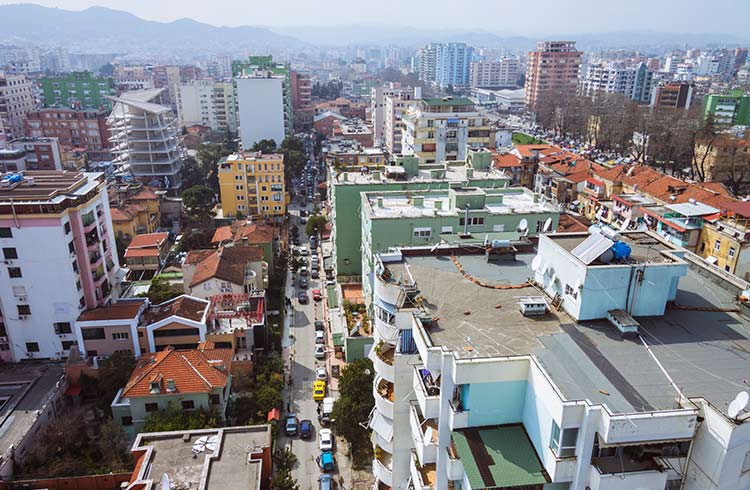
<box><xmin>383</xmin><ymin>87</ymin><xmax>421</xmax><ymax>156</ymax></box>
<box><xmin>580</xmin><ymin>62</ymin><xmax>654</xmax><ymax>104</ymax></box>
<box><xmin>236</xmin><ymin>72</ymin><xmax>286</xmax><ymax>150</ymax></box>
<box><xmin>470</xmin><ymin>57</ymin><xmax>521</xmax><ymax>88</ymax></box>
<box><xmin>0</xmin><ymin>72</ymin><xmax>35</xmax><ymax>140</ymax></box>
<box><xmin>0</xmin><ymin>170</ymin><xmax>123</xmax><ymax>362</ymax></box>
<box><xmin>371</xmin><ymin>84</ymin><xmax>405</xmax><ymax>147</ymax></box>
<box><xmin>176</xmin><ymin>80</ymin><xmax>238</xmax><ymax>134</ymax></box>
<box><xmin>368</xmin><ymin>231</ymin><xmax>750</xmax><ymax>490</ymax></box>
<box><xmin>107</xmin><ymin>89</ymin><xmax>185</xmax><ymax>193</ymax></box>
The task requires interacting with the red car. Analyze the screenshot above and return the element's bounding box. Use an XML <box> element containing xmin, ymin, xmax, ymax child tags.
<box><xmin>312</xmin><ymin>289</ymin><xmax>322</xmax><ymax>301</ymax></box>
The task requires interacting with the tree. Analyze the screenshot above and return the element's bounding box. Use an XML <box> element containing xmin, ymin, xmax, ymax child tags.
<box><xmin>181</xmin><ymin>156</ymin><xmax>209</xmax><ymax>190</ymax></box>
<box><xmin>272</xmin><ymin>448</ymin><xmax>299</xmax><ymax>490</ymax></box>
<box><xmin>143</xmin><ymin>403</ymin><xmax>223</xmax><ymax>432</ymax></box>
<box><xmin>281</xmin><ymin>136</ymin><xmax>304</xmax><ymax>152</ymax></box>
<box><xmin>140</xmin><ymin>276</ymin><xmax>183</xmax><ymax>304</ymax></box>
<box><xmin>96</xmin><ymin>351</ymin><xmax>136</xmax><ymax>414</ymax></box>
<box><xmin>182</xmin><ymin>185</ymin><xmax>215</xmax><ymax>225</ymax></box>
<box><xmin>332</xmin><ymin>359</ymin><xmax>374</xmax><ymax>465</ymax></box>
<box><xmin>281</xmin><ymin>149</ymin><xmax>306</xmax><ymax>180</ymax></box>
<box><xmin>306</xmin><ymin>214</ymin><xmax>327</xmax><ymax>237</ymax></box>
<box><xmin>98</xmin><ymin>63</ymin><xmax>115</xmax><ymax>76</ymax></box>
<box><xmin>251</xmin><ymin>139</ymin><xmax>277</xmax><ymax>153</ymax></box>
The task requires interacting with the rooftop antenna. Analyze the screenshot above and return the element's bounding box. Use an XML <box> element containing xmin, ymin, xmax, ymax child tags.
<box><xmin>728</xmin><ymin>391</ymin><xmax>749</xmax><ymax>419</ymax></box>
<box><xmin>517</xmin><ymin>218</ymin><xmax>528</xmax><ymax>236</ymax></box>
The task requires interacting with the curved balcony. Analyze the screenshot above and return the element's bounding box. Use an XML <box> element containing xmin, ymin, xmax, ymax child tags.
<box><xmin>369</xmin><ymin>341</ymin><xmax>395</xmax><ymax>382</ymax></box>
<box><xmin>410</xmin><ymin>402</ymin><xmax>438</xmax><ymax>465</ymax></box>
<box><xmin>373</xmin><ymin>450</ymin><xmax>393</xmax><ymax>488</ymax></box>
<box><xmin>371</xmin><ymin>426</ymin><xmax>394</xmax><ymax>454</ymax></box>
<box><xmin>410</xmin><ymin>450</ymin><xmax>436</xmax><ymax>490</ymax></box>
<box><xmin>374</xmin><ymin>376</ymin><xmax>395</xmax><ymax>419</ymax></box>
<box><xmin>374</xmin><ymin>263</ymin><xmax>416</xmax><ymax>308</ymax></box>
<box><xmin>374</xmin><ymin>315</ymin><xmax>399</xmax><ymax>344</ymax></box>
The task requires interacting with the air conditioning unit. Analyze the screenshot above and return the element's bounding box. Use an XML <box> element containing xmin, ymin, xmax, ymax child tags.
<box><xmin>18</xmin><ymin>315</ymin><xmax>28</xmax><ymax>320</ymax></box>
<box><xmin>3</xmin><ymin>260</ymin><xmax>12</xmax><ymax>265</ymax></box>
<box><xmin>17</xmin><ymin>297</ymin><xmax>26</xmax><ymax>302</ymax></box>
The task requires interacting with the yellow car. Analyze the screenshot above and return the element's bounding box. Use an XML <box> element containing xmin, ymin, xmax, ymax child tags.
<box><xmin>313</xmin><ymin>380</ymin><xmax>326</xmax><ymax>401</ymax></box>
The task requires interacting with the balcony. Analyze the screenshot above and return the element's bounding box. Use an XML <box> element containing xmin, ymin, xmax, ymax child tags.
<box><xmin>81</xmin><ymin>212</ymin><xmax>97</xmax><ymax>232</ymax></box>
<box><xmin>370</xmin><ymin>341</ymin><xmax>395</xmax><ymax>382</ymax></box>
<box><xmin>410</xmin><ymin>402</ymin><xmax>438</xmax><ymax>465</ymax></box>
<box><xmin>374</xmin><ymin>263</ymin><xmax>416</xmax><ymax>308</ymax></box>
<box><xmin>413</xmin><ymin>366</ymin><xmax>440</xmax><ymax>419</ymax></box>
<box><xmin>588</xmin><ymin>458</ymin><xmax>667</xmax><ymax>490</ymax></box>
<box><xmin>85</xmin><ymin>230</ymin><xmax>99</xmax><ymax>248</ymax></box>
<box><xmin>410</xmin><ymin>450</ymin><xmax>436</xmax><ymax>490</ymax></box>
<box><xmin>374</xmin><ymin>377</ymin><xmax>395</xmax><ymax>419</ymax></box>
<box><xmin>448</xmin><ymin>399</ymin><xmax>469</xmax><ymax>430</ymax></box>
<box><xmin>89</xmin><ymin>252</ymin><xmax>103</xmax><ymax>267</ymax></box>
<box><xmin>373</xmin><ymin>449</ymin><xmax>393</xmax><ymax>487</ymax></box>
<box><xmin>446</xmin><ymin>443</ymin><xmax>465</xmax><ymax>481</ymax></box>
<box><xmin>374</xmin><ymin>315</ymin><xmax>399</xmax><ymax>345</ymax></box>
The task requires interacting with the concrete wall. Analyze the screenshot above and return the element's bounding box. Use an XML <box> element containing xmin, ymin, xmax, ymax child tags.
<box><xmin>237</xmin><ymin>77</ymin><xmax>285</xmax><ymax>150</ymax></box>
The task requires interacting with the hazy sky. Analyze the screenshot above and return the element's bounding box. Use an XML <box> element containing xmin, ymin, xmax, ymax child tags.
<box><xmin>3</xmin><ymin>0</ymin><xmax>749</xmax><ymax>36</ymax></box>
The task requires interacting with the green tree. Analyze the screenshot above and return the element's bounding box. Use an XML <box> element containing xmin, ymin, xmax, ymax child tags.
<box><xmin>332</xmin><ymin>359</ymin><xmax>374</xmax><ymax>465</ymax></box>
<box><xmin>272</xmin><ymin>448</ymin><xmax>299</xmax><ymax>490</ymax></box>
<box><xmin>280</xmin><ymin>148</ymin><xmax>306</xmax><ymax>179</ymax></box>
<box><xmin>251</xmin><ymin>139</ymin><xmax>277</xmax><ymax>153</ymax></box>
<box><xmin>181</xmin><ymin>156</ymin><xmax>209</xmax><ymax>190</ymax></box>
<box><xmin>98</xmin><ymin>63</ymin><xmax>115</xmax><ymax>76</ymax></box>
<box><xmin>143</xmin><ymin>403</ymin><xmax>223</xmax><ymax>432</ymax></box>
<box><xmin>139</xmin><ymin>276</ymin><xmax>183</xmax><ymax>304</ymax></box>
<box><xmin>96</xmin><ymin>351</ymin><xmax>136</xmax><ymax>414</ymax></box>
<box><xmin>280</xmin><ymin>136</ymin><xmax>304</xmax><ymax>152</ymax></box>
<box><xmin>182</xmin><ymin>185</ymin><xmax>215</xmax><ymax>224</ymax></box>
<box><xmin>306</xmin><ymin>214</ymin><xmax>327</xmax><ymax>237</ymax></box>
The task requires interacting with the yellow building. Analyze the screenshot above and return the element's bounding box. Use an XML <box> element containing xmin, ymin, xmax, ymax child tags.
<box><xmin>696</xmin><ymin>203</ymin><xmax>750</xmax><ymax>279</ymax></box>
<box><xmin>110</xmin><ymin>187</ymin><xmax>162</xmax><ymax>241</ymax></box>
<box><xmin>218</xmin><ymin>152</ymin><xmax>286</xmax><ymax>219</ymax></box>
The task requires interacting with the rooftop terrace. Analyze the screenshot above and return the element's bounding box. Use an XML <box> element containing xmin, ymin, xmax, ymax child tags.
<box><xmin>331</xmin><ymin>163</ymin><xmax>509</xmax><ymax>186</ymax></box>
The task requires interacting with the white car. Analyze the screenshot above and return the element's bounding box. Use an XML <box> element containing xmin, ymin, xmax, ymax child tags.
<box><xmin>315</xmin><ymin>344</ymin><xmax>326</xmax><ymax>359</ymax></box>
<box><xmin>319</xmin><ymin>428</ymin><xmax>334</xmax><ymax>452</ymax></box>
<box><xmin>316</xmin><ymin>367</ymin><xmax>327</xmax><ymax>381</ymax></box>
<box><xmin>315</xmin><ymin>331</ymin><xmax>325</xmax><ymax>345</ymax></box>
<box><xmin>299</xmin><ymin>247</ymin><xmax>309</xmax><ymax>257</ymax></box>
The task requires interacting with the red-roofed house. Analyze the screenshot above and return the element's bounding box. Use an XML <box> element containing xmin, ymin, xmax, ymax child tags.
<box><xmin>124</xmin><ymin>232</ymin><xmax>170</xmax><ymax>275</ymax></box>
<box><xmin>534</xmin><ymin>154</ymin><xmax>603</xmax><ymax>206</ymax></box>
<box><xmin>210</xmin><ymin>220</ymin><xmax>277</xmax><ymax>268</ymax></box>
<box><xmin>182</xmin><ymin>245</ymin><xmax>267</xmax><ymax>299</ymax></box>
<box><xmin>111</xmin><ymin>344</ymin><xmax>233</xmax><ymax>436</ymax></box>
<box><xmin>492</xmin><ymin>151</ymin><xmax>535</xmax><ymax>187</ymax></box>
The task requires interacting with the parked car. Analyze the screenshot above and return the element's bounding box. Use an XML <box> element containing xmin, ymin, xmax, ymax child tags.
<box><xmin>315</xmin><ymin>330</ymin><xmax>325</xmax><ymax>344</ymax></box>
<box><xmin>299</xmin><ymin>247</ymin><xmax>309</xmax><ymax>257</ymax></box>
<box><xmin>313</xmin><ymin>380</ymin><xmax>326</xmax><ymax>401</ymax></box>
<box><xmin>300</xmin><ymin>419</ymin><xmax>313</xmax><ymax>439</ymax></box>
<box><xmin>319</xmin><ymin>474</ymin><xmax>333</xmax><ymax>490</ymax></box>
<box><xmin>300</xmin><ymin>267</ymin><xmax>308</xmax><ymax>276</ymax></box>
<box><xmin>315</xmin><ymin>344</ymin><xmax>326</xmax><ymax>359</ymax></box>
<box><xmin>285</xmin><ymin>414</ymin><xmax>299</xmax><ymax>436</ymax></box>
<box><xmin>311</xmin><ymin>269</ymin><xmax>320</xmax><ymax>279</ymax></box>
<box><xmin>298</xmin><ymin>291</ymin><xmax>309</xmax><ymax>304</ymax></box>
<box><xmin>301</xmin><ymin>217</ymin><xmax>308</xmax><ymax>224</ymax></box>
<box><xmin>314</xmin><ymin>320</ymin><xmax>325</xmax><ymax>331</ymax></box>
<box><xmin>312</xmin><ymin>289</ymin><xmax>322</xmax><ymax>301</ymax></box>
<box><xmin>299</xmin><ymin>277</ymin><xmax>308</xmax><ymax>288</ymax></box>
<box><xmin>316</xmin><ymin>367</ymin><xmax>327</xmax><ymax>380</ymax></box>
<box><xmin>319</xmin><ymin>428</ymin><xmax>334</xmax><ymax>452</ymax></box>
<box><xmin>320</xmin><ymin>451</ymin><xmax>335</xmax><ymax>472</ymax></box>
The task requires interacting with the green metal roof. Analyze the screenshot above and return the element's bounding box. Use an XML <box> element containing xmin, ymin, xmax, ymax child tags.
<box><xmin>421</xmin><ymin>97</ymin><xmax>474</xmax><ymax>107</ymax></box>
<box><xmin>452</xmin><ymin>425</ymin><xmax>548</xmax><ymax>489</ymax></box>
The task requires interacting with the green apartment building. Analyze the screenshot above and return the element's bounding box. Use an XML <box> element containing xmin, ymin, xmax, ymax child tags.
<box><xmin>703</xmin><ymin>90</ymin><xmax>750</xmax><ymax>126</ymax></box>
<box><xmin>39</xmin><ymin>72</ymin><xmax>116</xmax><ymax>110</ymax></box>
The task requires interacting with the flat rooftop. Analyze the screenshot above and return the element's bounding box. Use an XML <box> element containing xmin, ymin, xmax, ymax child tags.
<box><xmin>331</xmin><ymin>164</ymin><xmax>509</xmax><ymax>186</ymax></box>
<box><xmin>133</xmin><ymin>426</ymin><xmax>271</xmax><ymax>489</ymax></box>
<box><xmin>0</xmin><ymin>170</ymin><xmax>100</xmax><ymax>203</ymax></box>
<box><xmin>551</xmin><ymin>231</ymin><xmax>680</xmax><ymax>265</ymax></box>
<box><xmin>396</xmin><ymin>250</ymin><xmax>750</xmax><ymax>416</ymax></box>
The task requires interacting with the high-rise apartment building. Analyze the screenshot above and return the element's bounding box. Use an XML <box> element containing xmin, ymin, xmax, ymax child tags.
<box><xmin>470</xmin><ymin>57</ymin><xmax>521</xmax><ymax>88</ymax></box>
<box><xmin>0</xmin><ymin>72</ymin><xmax>36</xmax><ymax>140</ymax></box>
<box><xmin>418</xmin><ymin>43</ymin><xmax>474</xmax><ymax>87</ymax></box>
<box><xmin>0</xmin><ymin>170</ymin><xmax>122</xmax><ymax>361</ymax></box>
<box><xmin>38</xmin><ymin>72</ymin><xmax>116</xmax><ymax>111</ymax></box>
<box><xmin>236</xmin><ymin>71</ymin><xmax>289</xmax><ymax>150</ymax></box>
<box><xmin>371</xmin><ymin>84</ymin><xmax>406</xmax><ymax>146</ymax></box>
<box><xmin>651</xmin><ymin>82</ymin><xmax>694</xmax><ymax>110</ymax></box>
<box><xmin>217</xmin><ymin>152</ymin><xmax>286</xmax><ymax>219</ymax></box>
<box><xmin>580</xmin><ymin>62</ymin><xmax>654</xmax><ymax>104</ymax></box>
<box><xmin>524</xmin><ymin>41</ymin><xmax>583</xmax><ymax>110</ymax></box>
<box><xmin>703</xmin><ymin>90</ymin><xmax>750</xmax><ymax>125</ymax></box>
<box><xmin>107</xmin><ymin>89</ymin><xmax>185</xmax><ymax>193</ymax></box>
<box><xmin>290</xmin><ymin>70</ymin><xmax>313</xmax><ymax>130</ymax></box>
<box><xmin>176</xmin><ymin>80</ymin><xmax>238</xmax><ymax>134</ymax></box>
<box><xmin>384</xmin><ymin>87</ymin><xmax>421</xmax><ymax>156</ymax></box>
<box><xmin>25</xmin><ymin>108</ymin><xmax>112</xmax><ymax>161</ymax></box>
<box><xmin>401</xmin><ymin>97</ymin><xmax>492</xmax><ymax>163</ymax></box>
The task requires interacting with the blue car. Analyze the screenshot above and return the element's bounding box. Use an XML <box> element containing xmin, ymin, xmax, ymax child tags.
<box><xmin>300</xmin><ymin>419</ymin><xmax>313</xmax><ymax>439</ymax></box>
<box><xmin>320</xmin><ymin>450</ymin><xmax>335</xmax><ymax>472</ymax></box>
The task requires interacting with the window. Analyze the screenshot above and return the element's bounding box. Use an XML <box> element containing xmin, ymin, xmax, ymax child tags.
<box><xmin>3</xmin><ymin>248</ymin><xmax>18</xmax><ymax>260</ymax></box>
<box><xmin>210</xmin><ymin>394</ymin><xmax>221</xmax><ymax>405</ymax></box>
<box><xmin>17</xmin><ymin>305</ymin><xmax>31</xmax><ymax>316</ymax></box>
<box><xmin>81</xmin><ymin>327</ymin><xmax>105</xmax><ymax>340</ymax></box>
<box><xmin>565</xmin><ymin>284</ymin><xmax>578</xmax><ymax>298</ymax></box>
<box><xmin>68</xmin><ymin>241</ymin><xmax>75</xmax><ymax>254</ymax></box>
<box><xmin>729</xmin><ymin>247</ymin><xmax>736</xmax><ymax>259</ymax></box>
<box><xmin>459</xmin><ymin>217</ymin><xmax>485</xmax><ymax>226</ymax></box>
<box><xmin>145</xmin><ymin>403</ymin><xmax>158</xmax><ymax>413</ymax></box>
<box><xmin>0</xmin><ymin>228</ymin><xmax>11</xmax><ymax>238</ymax></box>
<box><xmin>54</xmin><ymin>322</ymin><xmax>72</xmax><ymax>334</ymax></box>
<box><xmin>62</xmin><ymin>340</ymin><xmax>77</xmax><ymax>351</ymax></box>
<box><xmin>8</xmin><ymin>267</ymin><xmax>21</xmax><ymax>278</ymax></box>
<box><xmin>65</xmin><ymin>221</ymin><xmax>72</xmax><ymax>234</ymax></box>
<box><xmin>121</xmin><ymin>416</ymin><xmax>133</xmax><ymax>426</ymax></box>
<box><xmin>413</xmin><ymin>227</ymin><xmax>432</xmax><ymax>238</ymax></box>
<box><xmin>549</xmin><ymin>421</ymin><xmax>578</xmax><ymax>458</ymax></box>
<box><xmin>181</xmin><ymin>400</ymin><xmax>195</xmax><ymax>410</ymax></box>
<box><xmin>714</xmin><ymin>240</ymin><xmax>721</xmax><ymax>252</ymax></box>
<box><xmin>112</xmin><ymin>332</ymin><xmax>129</xmax><ymax>340</ymax></box>
<box><xmin>25</xmin><ymin>342</ymin><xmax>40</xmax><ymax>353</ymax></box>
<box><xmin>440</xmin><ymin>226</ymin><xmax>453</xmax><ymax>234</ymax></box>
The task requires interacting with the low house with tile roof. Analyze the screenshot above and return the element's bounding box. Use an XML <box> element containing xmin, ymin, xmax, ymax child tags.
<box><xmin>210</xmin><ymin>220</ymin><xmax>277</xmax><ymax>268</ymax></box>
<box><xmin>109</xmin><ymin>185</ymin><xmax>163</xmax><ymax>242</ymax></box>
<box><xmin>491</xmin><ymin>150</ymin><xmax>536</xmax><ymax>188</ymax></box>
<box><xmin>534</xmin><ymin>154</ymin><xmax>604</xmax><ymax>206</ymax></box>
<box><xmin>75</xmin><ymin>295</ymin><xmax>210</xmax><ymax>358</ymax></box>
<box><xmin>182</xmin><ymin>245</ymin><xmax>267</xmax><ymax>300</ymax></box>
<box><xmin>111</xmin><ymin>343</ymin><xmax>232</xmax><ymax>436</ymax></box>
<box><xmin>124</xmin><ymin>232</ymin><xmax>170</xmax><ymax>277</ymax></box>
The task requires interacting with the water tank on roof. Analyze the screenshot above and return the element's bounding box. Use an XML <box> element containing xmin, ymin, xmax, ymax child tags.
<box><xmin>611</xmin><ymin>241</ymin><xmax>632</xmax><ymax>261</ymax></box>
<box><xmin>491</xmin><ymin>240</ymin><xmax>510</xmax><ymax>249</ymax></box>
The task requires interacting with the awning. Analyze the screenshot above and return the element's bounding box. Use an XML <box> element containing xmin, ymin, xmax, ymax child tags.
<box><xmin>267</xmin><ymin>408</ymin><xmax>281</xmax><ymax>421</ymax></box>
<box><xmin>452</xmin><ymin>425</ymin><xmax>548</xmax><ymax>489</ymax></box>
<box><xmin>705</xmin><ymin>256</ymin><xmax>718</xmax><ymax>265</ymax></box>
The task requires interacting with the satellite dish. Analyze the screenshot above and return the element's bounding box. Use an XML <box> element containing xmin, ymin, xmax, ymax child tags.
<box><xmin>728</xmin><ymin>391</ymin><xmax>749</xmax><ymax>418</ymax></box>
<box><xmin>161</xmin><ymin>474</ymin><xmax>172</xmax><ymax>490</ymax></box>
<box><xmin>517</xmin><ymin>218</ymin><xmax>528</xmax><ymax>233</ymax></box>
<box><xmin>531</xmin><ymin>255</ymin><xmax>542</xmax><ymax>272</ymax></box>
<box><xmin>543</xmin><ymin>217</ymin><xmax>553</xmax><ymax>232</ymax></box>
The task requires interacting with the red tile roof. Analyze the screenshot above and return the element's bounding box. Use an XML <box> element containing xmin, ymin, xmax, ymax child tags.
<box><xmin>189</xmin><ymin>245</ymin><xmax>264</xmax><ymax>288</ymax></box>
<box><xmin>514</xmin><ymin>144</ymin><xmax>557</xmax><ymax>159</ymax></box>
<box><xmin>131</xmin><ymin>187</ymin><xmax>159</xmax><ymax>200</ymax></box>
<box><xmin>78</xmin><ymin>300</ymin><xmax>146</xmax><ymax>322</ymax></box>
<box><xmin>210</xmin><ymin>222</ymin><xmax>276</xmax><ymax>245</ymax></box>
<box><xmin>184</xmin><ymin>249</ymin><xmax>215</xmax><ymax>265</ymax></box>
<box><xmin>128</xmin><ymin>232</ymin><xmax>169</xmax><ymax>249</ymax></box>
<box><xmin>143</xmin><ymin>295</ymin><xmax>208</xmax><ymax>324</ymax></box>
<box><xmin>110</xmin><ymin>207</ymin><xmax>134</xmax><ymax>222</ymax></box>
<box><xmin>124</xmin><ymin>248</ymin><xmax>160</xmax><ymax>258</ymax></box>
<box><xmin>211</xmin><ymin>226</ymin><xmax>233</xmax><ymax>244</ymax></box>
<box><xmin>722</xmin><ymin>200</ymin><xmax>750</xmax><ymax>218</ymax></box>
<box><xmin>493</xmin><ymin>153</ymin><xmax>522</xmax><ymax>168</ymax></box>
<box><xmin>121</xmin><ymin>346</ymin><xmax>232</xmax><ymax>398</ymax></box>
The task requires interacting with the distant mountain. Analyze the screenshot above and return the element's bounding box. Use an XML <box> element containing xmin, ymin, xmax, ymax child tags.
<box><xmin>0</xmin><ymin>4</ymin><xmax>306</xmax><ymax>54</ymax></box>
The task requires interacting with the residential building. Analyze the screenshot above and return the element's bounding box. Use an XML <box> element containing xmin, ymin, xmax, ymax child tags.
<box><xmin>313</xmin><ymin>97</ymin><xmax>368</xmax><ymax>119</ymax></box>
<box><xmin>126</xmin><ymin>425</ymin><xmax>272</xmax><ymax>489</ymax></box>
<box><xmin>152</xmin><ymin>66</ymin><xmax>183</xmax><ymax>106</ymax></box>
<box><xmin>333</xmin><ymin>118</ymin><xmax>373</xmax><ymax>147</ymax></box>
<box><xmin>0</xmin><ymin>72</ymin><xmax>35</xmax><ymax>140</ymax></box>
<box><xmin>313</xmin><ymin>111</ymin><xmax>347</xmax><ymax>138</ymax></box>
<box><xmin>290</xmin><ymin>70</ymin><xmax>313</xmax><ymax>130</ymax></box>
<box><xmin>372</xmin><ymin>84</ymin><xmax>405</xmax><ymax>146</ymax></box>
<box><xmin>109</xmin><ymin>185</ymin><xmax>163</xmax><ymax>242</ymax></box>
<box><xmin>107</xmin><ymin>89</ymin><xmax>185</xmax><ymax>194</ymax></box>
<box><xmin>384</xmin><ymin>87</ymin><xmax>421</xmax><ymax>156</ymax></box>
<box><xmin>327</xmin><ymin>150</ymin><xmax>510</xmax><ymax>276</ymax></box>
<box><xmin>25</xmin><ymin>108</ymin><xmax>112</xmax><ymax>161</ymax></box>
<box><xmin>651</xmin><ymin>82</ymin><xmax>694</xmax><ymax>110</ymax></box>
<box><xmin>182</xmin><ymin>244</ymin><xmax>268</xmax><ymax>299</ymax></box>
<box><xmin>703</xmin><ymin>90</ymin><xmax>750</xmax><ymax>126</ymax></box>
<box><xmin>534</xmin><ymin>153</ymin><xmax>606</xmax><ymax>206</ymax></box>
<box><xmin>210</xmin><ymin>220</ymin><xmax>277</xmax><ymax>269</ymax></box>
<box><xmin>470</xmin><ymin>88</ymin><xmax>525</xmax><ymax>111</ymax></box>
<box><xmin>470</xmin><ymin>57</ymin><xmax>521</xmax><ymax>88</ymax></box>
<box><xmin>401</xmin><ymin>97</ymin><xmax>493</xmax><ymax>164</ymax></box>
<box><xmin>693</xmin><ymin>135</ymin><xmax>750</xmax><ymax>183</ymax></box>
<box><xmin>418</xmin><ymin>43</ymin><xmax>473</xmax><ymax>87</ymax></box>
<box><xmin>123</xmin><ymin>231</ymin><xmax>170</xmax><ymax>276</ymax></box>
<box><xmin>524</xmin><ymin>41</ymin><xmax>583</xmax><ymax>110</ymax></box>
<box><xmin>369</xmin><ymin>231</ymin><xmax>750</xmax><ymax>490</ymax></box>
<box><xmin>580</xmin><ymin>61</ymin><xmax>654</xmax><ymax>104</ymax></box>
<box><xmin>492</xmin><ymin>149</ymin><xmax>537</xmax><ymax>187</ymax></box>
<box><xmin>236</xmin><ymin>71</ymin><xmax>288</xmax><ymax>149</ymax></box>
<box><xmin>111</xmin><ymin>344</ymin><xmax>232</xmax><ymax>436</ymax></box>
<box><xmin>176</xmin><ymin>80</ymin><xmax>238</xmax><ymax>134</ymax></box>
<box><xmin>2</xmin><ymin>137</ymin><xmax>63</xmax><ymax>171</ymax></box>
<box><xmin>697</xmin><ymin>201</ymin><xmax>750</xmax><ymax>278</ymax></box>
<box><xmin>0</xmin><ymin>170</ymin><xmax>122</xmax><ymax>361</ymax></box>
<box><xmin>217</xmin><ymin>152</ymin><xmax>286</xmax><ymax>219</ymax></box>
<box><xmin>322</xmin><ymin>139</ymin><xmax>386</xmax><ymax>170</ymax></box>
<box><xmin>38</xmin><ymin>72</ymin><xmax>115</xmax><ymax>111</ymax></box>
